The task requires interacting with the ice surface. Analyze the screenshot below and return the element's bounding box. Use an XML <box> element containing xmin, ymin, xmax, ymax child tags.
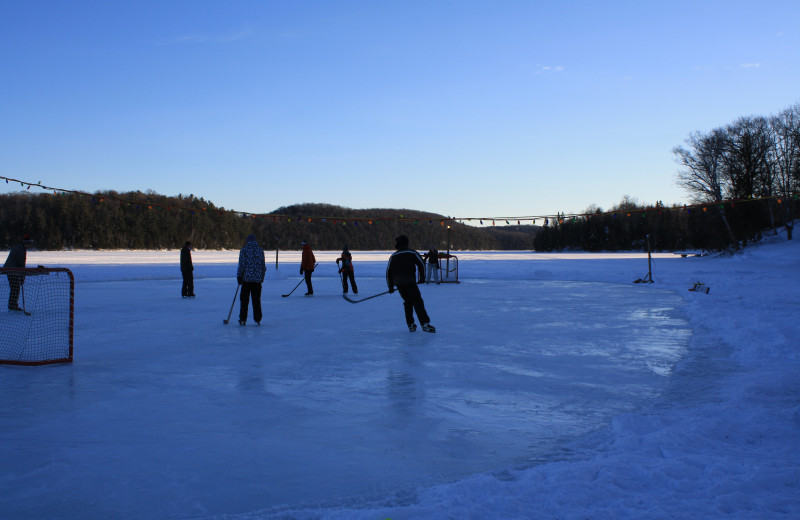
<box><xmin>1</xmin><ymin>240</ymin><xmax>798</xmax><ymax>519</ymax></box>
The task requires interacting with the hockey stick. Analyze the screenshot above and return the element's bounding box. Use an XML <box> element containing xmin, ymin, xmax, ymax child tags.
<box><xmin>19</xmin><ymin>283</ymin><xmax>31</xmax><ymax>316</ymax></box>
<box><xmin>281</xmin><ymin>263</ymin><xmax>317</xmax><ymax>297</ymax></box>
<box><xmin>281</xmin><ymin>278</ymin><xmax>304</xmax><ymax>298</ymax></box>
<box><xmin>342</xmin><ymin>290</ymin><xmax>390</xmax><ymax>304</ymax></box>
<box><xmin>223</xmin><ymin>284</ymin><xmax>240</xmax><ymax>324</ymax></box>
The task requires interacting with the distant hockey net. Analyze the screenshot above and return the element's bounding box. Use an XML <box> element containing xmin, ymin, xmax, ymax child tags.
<box><xmin>438</xmin><ymin>253</ymin><xmax>460</xmax><ymax>283</ymax></box>
<box><xmin>0</xmin><ymin>267</ymin><xmax>74</xmax><ymax>365</ymax></box>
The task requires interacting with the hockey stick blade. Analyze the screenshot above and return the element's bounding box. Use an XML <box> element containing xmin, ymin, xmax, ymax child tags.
<box><xmin>282</xmin><ymin>263</ymin><xmax>317</xmax><ymax>297</ymax></box>
<box><xmin>224</xmin><ymin>284</ymin><xmax>240</xmax><ymax>324</ymax></box>
<box><xmin>342</xmin><ymin>290</ymin><xmax>391</xmax><ymax>304</ymax></box>
<box><xmin>281</xmin><ymin>277</ymin><xmax>304</xmax><ymax>297</ymax></box>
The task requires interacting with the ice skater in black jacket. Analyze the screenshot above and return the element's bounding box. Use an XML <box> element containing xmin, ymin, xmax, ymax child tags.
<box><xmin>4</xmin><ymin>234</ymin><xmax>33</xmax><ymax>311</ymax></box>
<box><xmin>180</xmin><ymin>241</ymin><xmax>195</xmax><ymax>298</ymax></box>
<box><xmin>386</xmin><ymin>235</ymin><xmax>435</xmax><ymax>333</ymax></box>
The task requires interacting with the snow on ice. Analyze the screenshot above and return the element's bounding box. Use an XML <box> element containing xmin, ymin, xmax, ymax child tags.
<box><xmin>1</xmin><ymin>232</ymin><xmax>798</xmax><ymax>519</ymax></box>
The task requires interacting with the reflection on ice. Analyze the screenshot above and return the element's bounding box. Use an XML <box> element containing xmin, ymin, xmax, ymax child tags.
<box><xmin>1</xmin><ymin>272</ymin><xmax>690</xmax><ymax>519</ymax></box>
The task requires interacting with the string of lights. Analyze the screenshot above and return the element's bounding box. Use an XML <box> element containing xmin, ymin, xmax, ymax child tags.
<box><xmin>2</xmin><ymin>175</ymin><xmax>797</xmax><ymax>226</ymax></box>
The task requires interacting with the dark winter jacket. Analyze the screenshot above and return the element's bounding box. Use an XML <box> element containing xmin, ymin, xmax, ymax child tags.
<box><xmin>386</xmin><ymin>248</ymin><xmax>426</xmax><ymax>288</ymax></box>
<box><xmin>3</xmin><ymin>244</ymin><xmax>26</xmax><ymax>269</ymax></box>
<box><xmin>301</xmin><ymin>244</ymin><xmax>316</xmax><ymax>273</ymax></box>
<box><xmin>237</xmin><ymin>238</ymin><xmax>266</xmax><ymax>283</ymax></box>
<box><xmin>337</xmin><ymin>249</ymin><xmax>353</xmax><ymax>272</ymax></box>
<box><xmin>423</xmin><ymin>249</ymin><xmax>439</xmax><ymax>267</ymax></box>
<box><xmin>180</xmin><ymin>246</ymin><xmax>193</xmax><ymax>273</ymax></box>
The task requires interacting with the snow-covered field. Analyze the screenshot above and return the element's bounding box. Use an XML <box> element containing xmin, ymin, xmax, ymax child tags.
<box><xmin>1</xmin><ymin>235</ymin><xmax>798</xmax><ymax>519</ymax></box>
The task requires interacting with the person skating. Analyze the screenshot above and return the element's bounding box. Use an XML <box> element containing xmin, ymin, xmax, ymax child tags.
<box><xmin>3</xmin><ymin>234</ymin><xmax>34</xmax><ymax>311</ymax></box>
<box><xmin>237</xmin><ymin>234</ymin><xmax>266</xmax><ymax>325</ymax></box>
<box><xmin>386</xmin><ymin>235</ymin><xmax>435</xmax><ymax>333</ymax></box>
<box><xmin>336</xmin><ymin>245</ymin><xmax>358</xmax><ymax>294</ymax></box>
<box><xmin>300</xmin><ymin>241</ymin><xmax>316</xmax><ymax>296</ymax></box>
<box><xmin>180</xmin><ymin>241</ymin><xmax>195</xmax><ymax>298</ymax></box>
<box><xmin>422</xmin><ymin>247</ymin><xmax>440</xmax><ymax>284</ymax></box>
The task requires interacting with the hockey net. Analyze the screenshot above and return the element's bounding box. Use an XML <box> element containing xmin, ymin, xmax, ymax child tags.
<box><xmin>438</xmin><ymin>253</ymin><xmax>460</xmax><ymax>283</ymax></box>
<box><xmin>0</xmin><ymin>267</ymin><xmax>74</xmax><ymax>365</ymax></box>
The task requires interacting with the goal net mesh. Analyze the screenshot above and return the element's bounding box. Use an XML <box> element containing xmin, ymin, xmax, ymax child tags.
<box><xmin>0</xmin><ymin>267</ymin><xmax>74</xmax><ymax>365</ymax></box>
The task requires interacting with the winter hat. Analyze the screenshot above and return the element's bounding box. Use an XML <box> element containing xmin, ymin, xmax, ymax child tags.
<box><xmin>22</xmin><ymin>234</ymin><xmax>33</xmax><ymax>244</ymax></box>
<box><xmin>246</xmin><ymin>234</ymin><xmax>256</xmax><ymax>242</ymax></box>
<box><xmin>301</xmin><ymin>241</ymin><xmax>308</xmax><ymax>245</ymax></box>
<box><xmin>395</xmin><ymin>235</ymin><xmax>409</xmax><ymax>249</ymax></box>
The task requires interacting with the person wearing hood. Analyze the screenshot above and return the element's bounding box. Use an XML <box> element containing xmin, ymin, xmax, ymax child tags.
<box><xmin>4</xmin><ymin>234</ymin><xmax>33</xmax><ymax>311</ymax></box>
<box><xmin>300</xmin><ymin>241</ymin><xmax>316</xmax><ymax>296</ymax></box>
<box><xmin>422</xmin><ymin>247</ymin><xmax>440</xmax><ymax>284</ymax></box>
<box><xmin>180</xmin><ymin>241</ymin><xmax>195</xmax><ymax>298</ymax></box>
<box><xmin>236</xmin><ymin>234</ymin><xmax>266</xmax><ymax>325</ymax></box>
<box><xmin>336</xmin><ymin>245</ymin><xmax>358</xmax><ymax>294</ymax></box>
<box><xmin>386</xmin><ymin>235</ymin><xmax>435</xmax><ymax>333</ymax></box>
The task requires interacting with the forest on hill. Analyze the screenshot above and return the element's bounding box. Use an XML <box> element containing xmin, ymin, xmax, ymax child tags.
<box><xmin>536</xmin><ymin>103</ymin><xmax>800</xmax><ymax>251</ymax></box>
<box><xmin>3</xmin><ymin>105</ymin><xmax>798</xmax><ymax>252</ymax></box>
<box><xmin>0</xmin><ymin>192</ymin><xmax>537</xmax><ymax>251</ymax></box>
<box><xmin>5</xmin><ymin>102</ymin><xmax>798</xmax><ymax>253</ymax></box>
<box><xmin>1</xmin><ymin>189</ymin><xmax>795</xmax><ymax>253</ymax></box>
<box><xmin>533</xmin><ymin>196</ymin><xmax>793</xmax><ymax>252</ymax></box>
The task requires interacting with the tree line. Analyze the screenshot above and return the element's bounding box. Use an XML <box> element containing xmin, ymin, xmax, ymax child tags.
<box><xmin>532</xmin><ymin>195</ymin><xmax>794</xmax><ymax>252</ymax></box>
<box><xmin>673</xmin><ymin>103</ymin><xmax>800</xmax><ymax>243</ymax></box>
<box><xmin>4</xmin><ymin>103</ymin><xmax>797</xmax><ymax>252</ymax></box>
<box><xmin>0</xmin><ymin>192</ymin><xmax>538</xmax><ymax>251</ymax></box>
<box><xmin>535</xmin><ymin>103</ymin><xmax>800</xmax><ymax>252</ymax></box>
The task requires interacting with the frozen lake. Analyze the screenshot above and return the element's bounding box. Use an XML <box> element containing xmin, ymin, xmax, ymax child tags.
<box><xmin>1</xmin><ymin>251</ymin><xmax>691</xmax><ymax>519</ymax></box>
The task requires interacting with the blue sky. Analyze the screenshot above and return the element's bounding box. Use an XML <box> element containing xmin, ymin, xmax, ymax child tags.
<box><xmin>2</xmin><ymin>1</ymin><xmax>798</xmax><ymax>222</ymax></box>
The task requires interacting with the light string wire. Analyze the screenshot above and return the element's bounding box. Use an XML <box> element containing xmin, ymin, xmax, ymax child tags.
<box><xmin>2</xmin><ymin>175</ymin><xmax>797</xmax><ymax>226</ymax></box>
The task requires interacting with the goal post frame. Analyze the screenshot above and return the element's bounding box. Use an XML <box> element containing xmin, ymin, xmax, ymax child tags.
<box><xmin>438</xmin><ymin>253</ymin><xmax>460</xmax><ymax>283</ymax></box>
<box><xmin>0</xmin><ymin>266</ymin><xmax>74</xmax><ymax>366</ymax></box>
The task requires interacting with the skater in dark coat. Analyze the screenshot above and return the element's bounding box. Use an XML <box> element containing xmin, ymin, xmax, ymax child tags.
<box><xmin>386</xmin><ymin>235</ymin><xmax>435</xmax><ymax>333</ymax></box>
<box><xmin>336</xmin><ymin>245</ymin><xmax>358</xmax><ymax>294</ymax></box>
<box><xmin>3</xmin><ymin>234</ymin><xmax>33</xmax><ymax>311</ymax></box>
<box><xmin>237</xmin><ymin>234</ymin><xmax>266</xmax><ymax>325</ymax></box>
<box><xmin>180</xmin><ymin>241</ymin><xmax>195</xmax><ymax>298</ymax></box>
<box><xmin>300</xmin><ymin>241</ymin><xmax>316</xmax><ymax>296</ymax></box>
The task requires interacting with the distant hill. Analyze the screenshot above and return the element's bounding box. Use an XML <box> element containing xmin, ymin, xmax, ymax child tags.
<box><xmin>0</xmin><ymin>191</ymin><xmax>540</xmax><ymax>250</ymax></box>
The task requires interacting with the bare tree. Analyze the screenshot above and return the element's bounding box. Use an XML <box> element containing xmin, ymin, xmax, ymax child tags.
<box><xmin>613</xmin><ymin>195</ymin><xmax>640</xmax><ymax>212</ymax></box>
<box><xmin>674</xmin><ymin>129</ymin><xmax>737</xmax><ymax>246</ymax></box>
<box><xmin>723</xmin><ymin>116</ymin><xmax>773</xmax><ymax>200</ymax></box>
<box><xmin>768</xmin><ymin>104</ymin><xmax>800</xmax><ymax>240</ymax></box>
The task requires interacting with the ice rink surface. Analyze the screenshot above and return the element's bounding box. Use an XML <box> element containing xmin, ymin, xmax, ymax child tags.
<box><xmin>2</xmin><ymin>244</ymin><xmax>797</xmax><ymax>519</ymax></box>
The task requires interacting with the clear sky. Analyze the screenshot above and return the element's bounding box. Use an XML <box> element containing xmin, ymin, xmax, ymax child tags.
<box><xmin>2</xmin><ymin>1</ymin><xmax>798</xmax><ymax>221</ymax></box>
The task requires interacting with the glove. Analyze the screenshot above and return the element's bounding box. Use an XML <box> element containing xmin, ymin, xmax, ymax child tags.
<box><xmin>300</xmin><ymin>269</ymin><xmax>304</xmax><ymax>275</ymax></box>
<box><xmin>388</xmin><ymin>286</ymin><xmax>395</xmax><ymax>294</ymax></box>
<box><xmin>237</xmin><ymin>277</ymin><xmax>243</xmax><ymax>285</ymax></box>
